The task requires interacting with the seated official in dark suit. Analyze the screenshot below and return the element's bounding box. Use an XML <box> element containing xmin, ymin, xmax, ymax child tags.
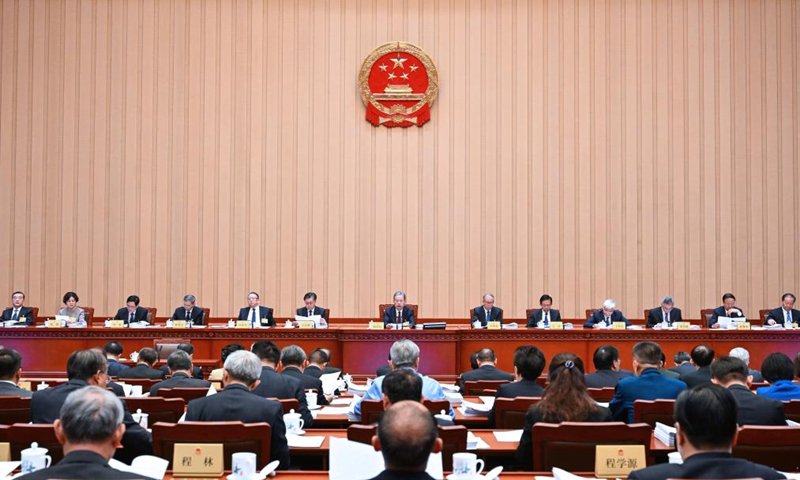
<box><xmin>237</xmin><ymin>291</ymin><xmax>275</xmax><ymax>327</ymax></box>
<box><xmin>157</xmin><ymin>343</ymin><xmax>204</xmax><ymax>380</ymax></box>
<box><xmin>304</xmin><ymin>348</ymin><xmax>337</xmax><ymax>379</ymax></box>
<box><xmin>382</xmin><ymin>291</ymin><xmax>416</xmax><ymax>328</ymax></box>
<box><xmin>495</xmin><ymin>345</ymin><xmax>546</xmax><ymax>399</ymax></box>
<box><xmin>710</xmin><ymin>356</ymin><xmax>785</xmax><ymax>426</ymax></box>
<box><xmin>369</xmin><ymin>401</ymin><xmax>442</xmax><ymax>480</ymax></box>
<box><xmin>471</xmin><ymin>293</ymin><xmax>503</xmax><ymax>327</ymax></box>
<box><xmin>646</xmin><ymin>296</ymin><xmax>683</xmax><ymax>328</ymax></box>
<box><xmin>679</xmin><ymin>345</ymin><xmax>715</xmax><ymax>389</ymax></box>
<box><xmin>0</xmin><ymin>348</ymin><xmax>33</xmax><ymax>397</ymax></box>
<box><xmin>149</xmin><ymin>350</ymin><xmax>211</xmax><ymax>397</ymax></box>
<box><xmin>250</xmin><ymin>340</ymin><xmax>313</xmax><ymax>428</ymax></box>
<box><xmin>1</xmin><ymin>291</ymin><xmax>35</xmax><ymax>326</ymax></box>
<box><xmin>516</xmin><ymin>354</ymin><xmax>613</xmax><ymax>470</ymax></box>
<box><xmin>280</xmin><ymin>345</ymin><xmax>329</xmax><ymax>406</ymax></box>
<box><xmin>669</xmin><ymin>351</ymin><xmax>695</xmax><ymax>376</ymax></box>
<box><xmin>728</xmin><ymin>347</ymin><xmax>763</xmax><ymax>382</ymax></box>
<box><xmin>170</xmin><ymin>294</ymin><xmax>205</xmax><ymax>325</ymax></box>
<box><xmin>113</xmin><ymin>295</ymin><xmax>149</xmax><ymax>325</ymax></box>
<box><xmin>118</xmin><ymin>348</ymin><xmax>165</xmax><ymax>380</ymax></box>
<box><xmin>526</xmin><ymin>294</ymin><xmax>561</xmax><ymax>328</ymax></box>
<box><xmin>609</xmin><ymin>342</ymin><xmax>686</xmax><ymax>423</ymax></box>
<box><xmin>628</xmin><ymin>384</ymin><xmax>785</xmax><ymax>480</ymax></box>
<box><xmin>296</xmin><ymin>291</ymin><xmax>328</xmax><ymax>320</ymax></box>
<box><xmin>381</xmin><ymin>369</ymin><xmax>453</xmax><ymax>426</ymax></box>
<box><xmin>103</xmin><ymin>342</ymin><xmax>130</xmax><ymax>377</ymax></box>
<box><xmin>185</xmin><ymin>350</ymin><xmax>290</xmax><ymax>469</ymax></box>
<box><xmin>459</xmin><ymin>348</ymin><xmax>513</xmax><ymax>393</ymax></box>
<box><xmin>584</xmin><ymin>345</ymin><xmax>633</xmax><ymax>388</ymax></box>
<box><xmin>766</xmin><ymin>292</ymin><xmax>799</xmax><ymax>326</ymax></box>
<box><xmin>659</xmin><ymin>353</ymin><xmax>680</xmax><ymax>379</ymax></box>
<box><xmin>318</xmin><ymin>348</ymin><xmax>342</xmax><ymax>376</ymax></box>
<box><xmin>19</xmin><ymin>386</ymin><xmax>151</xmax><ymax>480</ymax></box>
<box><xmin>757</xmin><ymin>352</ymin><xmax>800</xmax><ymax>401</ymax></box>
<box><xmin>709</xmin><ymin>292</ymin><xmax>745</xmax><ymax>328</ymax></box>
<box><xmin>584</xmin><ymin>299</ymin><xmax>630</xmax><ymax>328</ymax></box>
<box><xmin>30</xmin><ymin>350</ymin><xmax>152</xmax><ymax>464</ymax></box>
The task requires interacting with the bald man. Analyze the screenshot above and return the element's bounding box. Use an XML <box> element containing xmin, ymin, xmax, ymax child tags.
<box><xmin>370</xmin><ymin>401</ymin><xmax>443</xmax><ymax>480</ymax></box>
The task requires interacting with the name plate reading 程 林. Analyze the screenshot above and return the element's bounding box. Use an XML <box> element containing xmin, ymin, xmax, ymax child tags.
<box><xmin>172</xmin><ymin>443</ymin><xmax>223</xmax><ymax>478</ymax></box>
<box><xmin>298</xmin><ymin>320</ymin><xmax>315</xmax><ymax>329</ymax></box>
<box><xmin>612</xmin><ymin>322</ymin><xmax>627</xmax><ymax>330</ymax></box>
<box><xmin>548</xmin><ymin>321</ymin><xmax>564</xmax><ymax>330</ymax></box>
<box><xmin>369</xmin><ymin>321</ymin><xmax>384</xmax><ymax>330</ymax></box>
<box><xmin>737</xmin><ymin>321</ymin><xmax>752</xmax><ymax>330</ymax></box>
<box><xmin>171</xmin><ymin>320</ymin><xmax>187</xmax><ymax>329</ymax></box>
<box><xmin>45</xmin><ymin>319</ymin><xmax>61</xmax><ymax>328</ymax></box>
<box><xmin>675</xmin><ymin>322</ymin><xmax>691</xmax><ymax>330</ymax></box>
<box><xmin>109</xmin><ymin>320</ymin><xmax>125</xmax><ymax>328</ymax></box>
<box><xmin>595</xmin><ymin>444</ymin><xmax>646</xmax><ymax>478</ymax></box>
<box><xmin>486</xmin><ymin>321</ymin><xmax>501</xmax><ymax>330</ymax></box>
<box><xmin>236</xmin><ymin>320</ymin><xmax>251</xmax><ymax>329</ymax></box>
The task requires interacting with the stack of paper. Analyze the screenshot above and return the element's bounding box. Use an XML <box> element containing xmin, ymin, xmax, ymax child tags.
<box><xmin>348</xmin><ymin>383</ymin><xmax>370</xmax><ymax>395</ymax></box>
<box><xmin>440</xmin><ymin>383</ymin><xmax>460</xmax><ymax>392</ymax></box>
<box><xmin>318</xmin><ymin>406</ymin><xmax>352</xmax><ymax>416</ymax></box>
<box><xmin>492</xmin><ymin>429</ymin><xmax>523</xmax><ymax>442</ymax></box>
<box><xmin>655</xmin><ymin>422</ymin><xmax>676</xmax><ymax>447</ymax></box>
<box><xmin>443</xmin><ymin>391</ymin><xmax>463</xmax><ymax>405</ymax></box>
<box><xmin>502</xmin><ymin>322</ymin><xmax>519</xmax><ymax>329</ymax></box>
<box><xmin>466</xmin><ymin>431</ymin><xmax>490</xmax><ymax>450</ymax></box>
<box><xmin>477</xmin><ymin>396</ymin><xmax>496</xmax><ymax>409</ymax></box>
<box><xmin>287</xmin><ymin>434</ymin><xmax>325</xmax><ymax>448</ymax></box>
<box><xmin>459</xmin><ymin>400</ymin><xmax>492</xmax><ymax>416</ymax></box>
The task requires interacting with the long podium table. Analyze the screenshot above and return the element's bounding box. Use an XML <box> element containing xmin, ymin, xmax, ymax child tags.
<box><xmin>2</xmin><ymin>324</ymin><xmax>799</xmax><ymax>376</ymax></box>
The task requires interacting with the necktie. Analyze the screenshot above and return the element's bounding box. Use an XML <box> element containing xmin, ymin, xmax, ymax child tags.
<box><xmin>186</xmin><ymin>309</ymin><xmax>190</xmax><ymax>320</ymax></box>
<box><xmin>396</xmin><ymin>309</ymin><xmax>401</xmax><ymax>324</ymax></box>
<box><xmin>129</xmin><ymin>312</ymin><xmax>134</xmax><ymax>323</ymax></box>
<box><xmin>486</xmin><ymin>309</ymin><xmax>491</xmax><ymax>322</ymax></box>
<box><xmin>11</xmin><ymin>309</ymin><xmax>18</xmax><ymax>321</ymax></box>
<box><xmin>544</xmin><ymin>312</ymin><xmax>549</xmax><ymax>326</ymax></box>
<box><xmin>251</xmin><ymin>308</ymin><xmax>257</xmax><ymax>326</ymax></box>
<box><xmin>787</xmin><ymin>310</ymin><xmax>792</xmax><ymax>325</ymax></box>
<box><xmin>664</xmin><ymin>311</ymin><xmax>669</xmax><ymax>324</ymax></box>
<box><xmin>605</xmin><ymin>316</ymin><xmax>610</xmax><ymax>326</ymax></box>
<box><xmin>308</xmin><ymin>309</ymin><xmax>313</xmax><ymax>317</ymax></box>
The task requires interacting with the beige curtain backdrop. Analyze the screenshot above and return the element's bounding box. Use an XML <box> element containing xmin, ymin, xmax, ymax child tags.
<box><xmin>0</xmin><ymin>0</ymin><xmax>798</xmax><ymax>320</ymax></box>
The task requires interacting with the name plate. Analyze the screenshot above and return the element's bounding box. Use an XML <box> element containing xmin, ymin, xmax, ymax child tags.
<box><xmin>548</xmin><ymin>321</ymin><xmax>564</xmax><ymax>330</ymax></box>
<box><xmin>109</xmin><ymin>320</ymin><xmax>125</xmax><ymax>328</ymax></box>
<box><xmin>369</xmin><ymin>321</ymin><xmax>384</xmax><ymax>330</ymax></box>
<box><xmin>172</xmin><ymin>443</ymin><xmax>223</xmax><ymax>478</ymax></box>
<box><xmin>675</xmin><ymin>322</ymin><xmax>691</xmax><ymax>330</ymax></box>
<box><xmin>298</xmin><ymin>320</ymin><xmax>315</xmax><ymax>329</ymax></box>
<box><xmin>595</xmin><ymin>444</ymin><xmax>646</xmax><ymax>478</ymax></box>
<box><xmin>612</xmin><ymin>322</ymin><xmax>627</xmax><ymax>330</ymax></box>
<box><xmin>786</xmin><ymin>323</ymin><xmax>795</xmax><ymax>330</ymax></box>
<box><xmin>45</xmin><ymin>319</ymin><xmax>61</xmax><ymax>328</ymax></box>
<box><xmin>236</xmin><ymin>320</ymin><xmax>251</xmax><ymax>329</ymax></box>
<box><xmin>18</xmin><ymin>381</ymin><xmax>31</xmax><ymax>391</ymax></box>
<box><xmin>0</xmin><ymin>442</ymin><xmax>9</xmax><ymax>462</ymax></box>
<box><xmin>737</xmin><ymin>321</ymin><xmax>751</xmax><ymax>330</ymax></box>
<box><xmin>171</xmin><ymin>320</ymin><xmax>187</xmax><ymax>329</ymax></box>
<box><xmin>486</xmin><ymin>321</ymin><xmax>501</xmax><ymax>330</ymax></box>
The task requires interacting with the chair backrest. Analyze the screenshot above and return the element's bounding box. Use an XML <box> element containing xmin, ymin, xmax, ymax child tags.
<box><xmin>494</xmin><ymin>397</ymin><xmax>541</xmax><ymax>429</ymax></box>
<box><xmin>201</xmin><ymin>307</ymin><xmax>211</xmax><ymax>322</ymax></box>
<box><xmin>585</xmin><ymin>308</ymin><xmax>600</xmax><ymax>319</ymax></box>
<box><xmin>82</xmin><ymin>306</ymin><xmax>95</xmax><ymax>324</ymax></box>
<box><xmin>0</xmin><ymin>423</ymin><xmax>63</xmax><ymax>463</ymax></box>
<box><xmin>633</xmin><ymin>399</ymin><xmax>675</xmax><ymax>428</ymax></box>
<box><xmin>700</xmin><ymin>308</ymin><xmax>714</xmax><ymax>327</ymax></box>
<box><xmin>378</xmin><ymin>304</ymin><xmax>419</xmax><ymax>320</ymax></box>
<box><xmin>31</xmin><ymin>307</ymin><xmax>40</xmax><ymax>323</ymax></box>
<box><xmin>758</xmin><ymin>309</ymin><xmax>770</xmax><ymax>324</ymax></box>
<box><xmin>152</xmin><ymin>421</ymin><xmax>271</xmax><ymax>470</ymax></box>
<box><xmin>437</xmin><ymin>425</ymin><xmax>468</xmax><ymax>471</ymax></box>
<box><xmin>422</xmin><ymin>399</ymin><xmax>450</xmax><ymax>416</ymax></box>
<box><xmin>347</xmin><ymin>424</ymin><xmax>377</xmax><ymax>445</ymax></box>
<box><xmin>360</xmin><ymin>400</ymin><xmax>385</xmax><ymax>425</ymax></box>
<box><xmin>784</xmin><ymin>400</ymin><xmax>800</xmax><ymax>423</ymax></box>
<box><xmin>322</xmin><ymin>308</ymin><xmax>331</xmax><ymax>320</ymax></box>
<box><xmin>463</xmin><ymin>380</ymin><xmax>510</xmax><ymax>396</ymax></box>
<box><xmin>525</xmin><ymin>308</ymin><xmax>536</xmax><ymax>320</ymax></box>
<box><xmin>587</xmin><ymin>387</ymin><xmax>616</xmax><ymax>402</ymax></box>
<box><xmin>145</xmin><ymin>307</ymin><xmax>157</xmax><ymax>322</ymax></box>
<box><xmin>733</xmin><ymin>425</ymin><xmax>800</xmax><ymax>472</ymax></box>
<box><xmin>158</xmin><ymin>388</ymin><xmax>209</xmax><ymax>403</ymax></box>
<box><xmin>532</xmin><ymin>421</ymin><xmax>652</xmax><ymax>471</ymax></box>
<box><xmin>153</xmin><ymin>339</ymin><xmax>190</xmax><ymax>360</ymax></box>
<box><xmin>266</xmin><ymin>398</ymin><xmax>299</xmax><ymax>415</ymax></box>
<box><xmin>643</xmin><ymin>309</ymin><xmax>652</xmax><ymax>322</ymax></box>
<box><xmin>116</xmin><ymin>378</ymin><xmax>162</xmax><ymax>389</ymax></box>
<box><xmin>0</xmin><ymin>396</ymin><xmax>31</xmax><ymax>424</ymax></box>
<box><xmin>124</xmin><ymin>397</ymin><xmax>185</xmax><ymax>424</ymax></box>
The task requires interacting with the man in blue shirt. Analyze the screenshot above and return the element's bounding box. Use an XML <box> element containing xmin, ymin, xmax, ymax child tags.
<box><xmin>609</xmin><ymin>341</ymin><xmax>687</xmax><ymax>423</ymax></box>
<box><xmin>354</xmin><ymin>339</ymin><xmax>454</xmax><ymax>418</ymax></box>
<box><xmin>756</xmin><ymin>352</ymin><xmax>800</xmax><ymax>401</ymax></box>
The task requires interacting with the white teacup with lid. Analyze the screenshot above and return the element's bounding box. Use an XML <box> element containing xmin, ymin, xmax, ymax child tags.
<box><xmin>21</xmin><ymin>442</ymin><xmax>51</xmax><ymax>473</ymax></box>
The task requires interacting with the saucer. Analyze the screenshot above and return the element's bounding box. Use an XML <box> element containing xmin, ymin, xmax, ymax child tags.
<box><xmin>287</xmin><ymin>429</ymin><xmax>306</xmax><ymax>435</ymax></box>
<box><xmin>308</xmin><ymin>405</ymin><xmax>322</xmax><ymax>410</ymax></box>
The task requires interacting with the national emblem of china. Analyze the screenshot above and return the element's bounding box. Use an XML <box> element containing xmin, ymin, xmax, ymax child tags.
<box><xmin>359</xmin><ymin>41</ymin><xmax>439</xmax><ymax>128</ymax></box>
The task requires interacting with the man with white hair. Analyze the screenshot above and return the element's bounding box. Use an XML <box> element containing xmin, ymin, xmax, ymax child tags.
<box><xmin>382</xmin><ymin>291</ymin><xmax>416</xmax><ymax>327</ymax></box>
<box><xmin>354</xmin><ymin>339</ymin><xmax>453</xmax><ymax>417</ymax></box>
<box><xmin>729</xmin><ymin>347</ymin><xmax>764</xmax><ymax>382</ymax></box>
<box><xmin>584</xmin><ymin>299</ymin><xmax>630</xmax><ymax>328</ymax></box>
<box><xmin>20</xmin><ymin>386</ymin><xmax>150</xmax><ymax>479</ymax></box>
<box><xmin>185</xmin><ymin>350</ymin><xmax>290</xmax><ymax>469</ymax></box>
<box><xmin>471</xmin><ymin>293</ymin><xmax>504</xmax><ymax>327</ymax></box>
<box><xmin>646</xmin><ymin>296</ymin><xmax>684</xmax><ymax>328</ymax></box>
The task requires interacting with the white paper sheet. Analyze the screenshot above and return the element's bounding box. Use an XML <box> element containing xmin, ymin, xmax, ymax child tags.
<box><xmin>286</xmin><ymin>434</ymin><xmax>325</xmax><ymax>448</ymax></box>
<box><xmin>328</xmin><ymin>437</ymin><xmax>443</xmax><ymax>480</ymax></box>
<box><xmin>552</xmin><ymin>467</ymin><xmax>601</xmax><ymax>480</ymax></box>
<box><xmin>318</xmin><ymin>406</ymin><xmax>351</xmax><ymax>415</ymax></box>
<box><xmin>0</xmin><ymin>461</ymin><xmax>20</xmax><ymax>478</ymax></box>
<box><xmin>330</xmin><ymin>397</ymin><xmax>352</xmax><ymax>405</ymax></box>
<box><xmin>466</xmin><ymin>431</ymin><xmax>491</xmax><ymax>450</ymax></box>
<box><xmin>440</xmin><ymin>383</ymin><xmax>460</xmax><ymax>392</ymax></box>
<box><xmin>109</xmin><ymin>455</ymin><xmax>169</xmax><ymax>480</ymax></box>
<box><xmin>477</xmin><ymin>396</ymin><xmax>496</xmax><ymax>409</ymax></box>
<box><xmin>320</xmin><ymin>371</ymin><xmax>343</xmax><ymax>395</ymax></box>
<box><xmin>492</xmin><ymin>429</ymin><xmax>523</xmax><ymax>442</ymax></box>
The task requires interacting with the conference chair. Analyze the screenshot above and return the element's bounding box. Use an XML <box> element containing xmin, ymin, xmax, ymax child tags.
<box><xmin>437</xmin><ymin>425</ymin><xmax>468</xmax><ymax>471</ymax></box>
<box><xmin>463</xmin><ymin>380</ymin><xmax>510</xmax><ymax>396</ymax></box>
<box><xmin>0</xmin><ymin>396</ymin><xmax>31</xmax><ymax>424</ymax></box>
<box><xmin>82</xmin><ymin>307</ymin><xmax>95</xmax><ymax>324</ymax></box>
<box><xmin>378</xmin><ymin>304</ymin><xmax>419</xmax><ymax>322</ymax></box>
<box><xmin>202</xmin><ymin>307</ymin><xmax>211</xmax><ymax>323</ymax></box>
<box><xmin>493</xmin><ymin>397</ymin><xmax>541</xmax><ymax>429</ymax></box>
<box><xmin>587</xmin><ymin>388</ymin><xmax>616</xmax><ymax>402</ymax></box>
<box><xmin>347</xmin><ymin>424</ymin><xmax>377</xmax><ymax>445</ymax></box>
<box><xmin>116</xmin><ymin>378</ymin><xmax>161</xmax><ymax>390</ymax></box>
<box><xmin>152</xmin><ymin>421</ymin><xmax>271</xmax><ymax>470</ymax></box>
<box><xmin>759</xmin><ymin>309</ymin><xmax>770</xmax><ymax>324</ymax></box>
<box><xmin>700</xmin><ymin>309</ymin><xmax>714</xmax><ymax>328</ymax></box>
<box><xmin>422</xmin><ymin>399</ymin><xmax>450</xmax><ymax>417</ymax></box>
<box><xmin>153</xmin><ymin>339</ymin><xmax>191</xmax><ymax>360</ymax></box>
<box><xmin>360</xmin><ymin>400</ymin><xmax>385</xmax><ymax>425</ymax></box>
<box><xmin>266</xmin><ymin>398</ymin><xmax>299</xmax><ymax>415</ymax></box>
<box><xmin>633</xmin><ymin>399</ymin><xmax>676</xmax><ymax>428</ymax></box>
<box><xmin>158</xmin><ymin>388</ymin><xmax>209</xmax><ymax>404</ymax></box>
<box><xmin>585</xmin><ymin>308</ymin><xmax>600</xmax><ymax>319</ymax></box>
<box><xmin>145</xmin><ymin>307</ymin><xmax>157</xmax><ymax>322</ymax></box>
<box><xmin>123</xmin><ymin>397</ymin><xmax>185</xmax><ymax>424</ymax></box>
<box><xmin>532</xmin><ymin>422</ymin><xmax>652</xmax><ymax>471</ymax></box>
<box><xmin>0</xmin><ymin>423</ymin><xmax>63</xmax><ymax>464</ymax></box>
<box><xmin>733</xmin><ymin>425</ymin><xmax>800</xmax><ymax>472</ymax></box>
<box><xmin>783</xmin><ymin>400</ymin><xmax>800</xmax><ymax>423</ymax></box>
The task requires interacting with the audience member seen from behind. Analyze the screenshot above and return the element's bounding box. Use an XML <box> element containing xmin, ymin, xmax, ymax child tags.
<box><xmin>459</xmin><ymin>347</ymin><xmax>514</xmax><ymax>393</ymax></box>
<box><xmin>670</xmin><ymin>351</ymin><xmax>694</xmax><ymax>376</ymax></box>
<box><xmin>495</xmin><ymin>346</ymin><xmax>546</xmax><ymax>399</ymax></box>
<box><xmin>18</xmin><ymin>386</ymin><xmax>150</xmax><ymax>480</ymax></box>
<box><xmin>584</xmin><ymin>345</ymin><xmax>633</xmax><ymax>388</ymax></box>
<box><xmin>0</xmin><ymin>348</ymin><xmax>33</xmax><ymax>397</ymax></box>
<box><xmin>103</xmin><ymin>342</ymin><xmax>130</xmax><ymax>377</ymax></box>
<box><xmin>118</xmin><ymin>348</ymin><xmax>165</xmax><ymax>380</ymax></box>
<box><xmin>515</xmin><ymin>353</ymin><xmax>613</xmax><ymax>470</ymax></box>
<box><xmin>678</xmin><ymin>345</ymin><xmax>715</xmax><ymax>388</ymax></box>
<box><xmin>368</xmin><ymin>401</ymin><xmax>442</xmax><ymax>480</ymax></box>
<box><xmin>710</xmin><ymin>356</ymin><xmax>785</xmax><ymax>426</ymax></box>
<box><xmin>728</xmin><ymin>347</ymin><xmax>764</xmax><ymax>383</ymax></box>
<box><xmin>149</xmin><ymin>350</ymin><xmax>211</xmax><ymax>397</ymax></box>
<box><xmin>209</xmin><ymin>343</ymin><xmax>245</xmax><ymax>381</ymax></box>
<box><xmin>757</xmin><ymin>352</ymin><xmax>800</xmax><ymax>401</ymax></box>
<box><xmin>381</xmin><ymin>369</ymin><xmax>453</xmax><ymax>426</ymax></box>
<box><xmin>58</xmin><ymin>291</ymin><xmax>87</xmax><ymax>328</ymax></box>
<box><xmin>627</xmin><ymin>384</ymin><xmax>785</xmax><ymax>480</ymax></box>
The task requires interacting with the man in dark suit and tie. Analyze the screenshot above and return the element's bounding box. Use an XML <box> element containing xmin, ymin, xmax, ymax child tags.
<box><xmin>185</xmin><ymin>350</ymin><xmax>290</xmax><ymax>469</ymax></box>
<box><xmin>30</xmin><ymin>349</ymin><xmax>153</xmax><ymax>464</ymax></box>
<box><xmin>471</xmin><ymin>293</ymin><xmax>503</xmax><ymax>327</ymax></box>
<box><xmin>296</xmin><ymin>292</ymin><xmax>328</xmax><ymax>320</ymax></box>
<box><xmin>766</xmin><ymin>292</ymin><xmax>799</xmax><ymax>326</ymax></box>
<box><xmin>304</xmin><ymin>348</ymin><xmax>337</xmax><ymax>379</ymax></box>
<box><xmin>118</xmin><ymin>348</ymin><xmax>165</xmax><ymax>380</ymax></box>
<box><xmin>170</xmin><ymin>294</ymin><xmax>205</xmax><ymax>325</ymax></box>
<box><xmin>709</xmin><ymin>292</ymin><xmax>745</xmax><ymax>328</ymax></box>
<box><xmin>103</xmin><ymin>342</ymin><xmax>130</xmax><ymax>377</ymax></box>
<box><xmin>584</xmin><ymin>345</ymin><xmax>634</xmax><ymax>388</ymax></box>
<box><xmin>382</xmin><ymin>291</ymin><xmax>416</xmax><ymax>328</ymax></box>
<box><xmin>710</xmin><ymin>356</ymin><xmax>785</xmax><ymax>426</ymax></box>
<box><xmin>237</xmin><ymin>291</ymin><xmax>275</xmax><ymax>327</ymax></box>
<box><xmin>280</xmin><ymin>345</ymin><xmax>330</xmax><ymax>406</ymax></box>
<box><xmin>250</xmin><ymin>340</ymin><xmax>314</xmax><ymax>428</ymax></box>
<box><xmin>646</xmin><ymin>296</ymin><xmax>683</xmax><ymax>328</ymax></box>
<box><xmin>113</xmin><ymin>295</ymin><xmax>149</xmax><ymax>325</ymax></box>
<box><xmin>628</xmin><ymin>384</ymin><xmax>784</xmax><ymax>480</ymax></box>
<box><xmin>0</xmin><ymin>348</ymin><xmax>33</xmax><ymax>397</ymax></box>
<box><xmin>584</xmin><ymin>299</ymin><xmax>630</xmax><ymax>328</ymax></box>
<box><xmin>149</xmin><ymin>351</ymin><xmax>211</xmax><ymax>397</ymax></box>
<box><xmin>459</xmin><ymin>348</ymin><xmax>513</xmax><ymax>393</ymax></box>
<box><xmin>1</xmin><ymin>291</ymin><xmax>35</xmax><ymax>326</ymax></box>
<box><xmin>526</xmin><ymin>294</ymin><xmax>561</xmax><ymax>327</ymax></box>
<box><xmin>679</xmin><ymin>345</ymin><xmax>715</xmax><ymax>389</ymax></box>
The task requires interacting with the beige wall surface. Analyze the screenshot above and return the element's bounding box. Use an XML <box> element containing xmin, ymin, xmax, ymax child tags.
<box><xmin>1</xmin><ymin>0</ymin><xmax>798</xmax><ymax>320</ymax></box>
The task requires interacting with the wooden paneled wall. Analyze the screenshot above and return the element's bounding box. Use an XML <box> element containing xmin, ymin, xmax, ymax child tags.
<box><xmin>1</xmin><ymin>0</ymin><xmax>798</xmax><ymax>320</ymax></box>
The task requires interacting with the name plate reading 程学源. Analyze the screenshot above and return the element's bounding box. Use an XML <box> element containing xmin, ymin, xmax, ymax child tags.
<box><xmin>171</xmin><ymin>320</ymin><xmax>187</xmax><ymax>329</ymax></box>
<box><xmin>486</xmin><ymin>321</ymin><xmax>501</xmax><ymax>330</ymax></box>
<box><xmin>612</xmin><ymin>322</ymin><xmax>627</xmax><ymax>330</ymax></box>
<box><xmin>298</xmin><ymin>320</ymin><xmax>315</xmax><ymax>329</ymax></box>
<box><xmin>172</xmin><ymin>443</ymin><xmax>223</xmax><ymax>478</ymax></box>
<box><xmin>236</xmin><ymin>320</ymin><xmax>251</xmax><ymax>329</ymax></box>
<box><xmin>595</xmin><ymin>444</ymin><xmax>646</xmax><ymax>478</ymax></box>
